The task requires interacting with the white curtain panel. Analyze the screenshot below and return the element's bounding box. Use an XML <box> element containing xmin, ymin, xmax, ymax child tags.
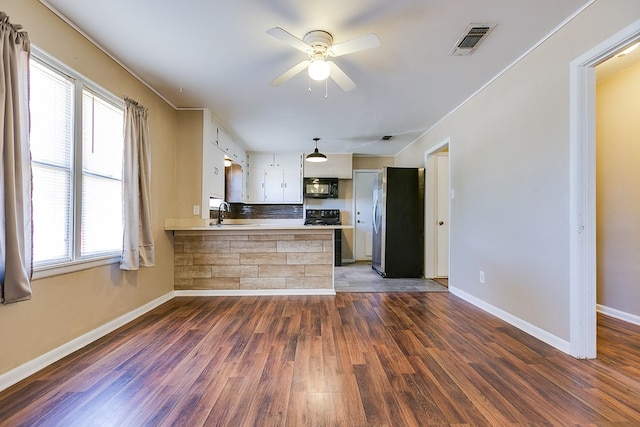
<box><xmin>0</xmin><ymin>13</ymin><xmax>32</xmax><ymax>304</ymax></box>
<box><xmin>120</xmin><ymin>98</ymin><xmax>154</xmax><ymax>270</ymax></box>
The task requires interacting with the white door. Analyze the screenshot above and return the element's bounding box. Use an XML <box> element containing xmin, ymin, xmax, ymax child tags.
<box><xmin>435</xmin><ymin>153</ymin><xmax>449</xmax><ymax>277</ymax></box>
<box><xmin>354</xmin><ymin>171</ymin><xmax>377</xmax><ymax>261</ymax></box>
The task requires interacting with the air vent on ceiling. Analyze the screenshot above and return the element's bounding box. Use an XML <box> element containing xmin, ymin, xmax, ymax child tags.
<box><xmin>449</xmin><ymin>23</ymin><xmax>495</xmax><ymax>56</ymax></box>
<box><xmin>380</xmin><ymin>135</ymin><xmax>393</xmax><ymax>141</ymax></box>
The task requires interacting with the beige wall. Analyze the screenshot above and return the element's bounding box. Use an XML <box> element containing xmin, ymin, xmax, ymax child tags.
<box><xmin>596</xmin><ymin>61</ymin><xmax>640</xmax><ymax>316</ymax></box>
<box><xmin>395</xmin><ymin>0</ymin><xmax>640</xmax><ymax>341</ymax></box>
<box><xmin>0</xmin><ymin>1</ymin><xmax>177</xmax><ymax>376</ymax></box>
<box><xmin>353</xmin><ymin>156</ymin><xmax>394</xmax><ymax>169</ymax></box>
<box><xmin>175</xmin><ymin>110</ymin><xmax>204</xmax><ymax>218</ymax></box>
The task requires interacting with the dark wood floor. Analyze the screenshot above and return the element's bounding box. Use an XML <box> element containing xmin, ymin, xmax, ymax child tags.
<box><xmin>432</xmin><ymin>277</ymin><xmax>449</xmax><ymax>287</ymax></box>
<box><xmin>1</xmin><ymin>293</ymin><xmax>639</xmax><ymax>426</ymax></box>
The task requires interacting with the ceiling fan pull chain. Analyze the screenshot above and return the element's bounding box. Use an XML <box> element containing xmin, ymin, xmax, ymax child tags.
<box><xmin>325</xmin><ymin>79</ymin><xmax>328</xmax><ymax>99</ymax></box>
<box><xmin>308</xmin><ymin>76</ymin><xmax>311</xmax><ymax>93</ymax></box>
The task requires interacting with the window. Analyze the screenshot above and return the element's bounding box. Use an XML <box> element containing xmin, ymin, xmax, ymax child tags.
<box><xmin>30</xmin><ymin>52</ymin><xmax>124</xmax><ymax>270</ymax></box>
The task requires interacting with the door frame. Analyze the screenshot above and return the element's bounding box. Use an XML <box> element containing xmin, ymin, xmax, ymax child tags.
<box><xmin>424</xmin><ymin>138</ymin><xmax>451</xmax><ymax>280</ymax></box>
<box><xmin>569</xmin><ymin>19</ymin><xmax>640</xmax><ymax>358</ymax></box>
<box><xmin>352</xmin><ymin>169</ymin><xmax>380</xmax><ymax>262</ymax></box>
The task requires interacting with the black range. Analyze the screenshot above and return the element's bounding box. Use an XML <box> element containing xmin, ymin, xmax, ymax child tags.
<box><xmin>304</xmin><ymin>209</ymin><xmax>342</xmax><ymax>266</ymax></box>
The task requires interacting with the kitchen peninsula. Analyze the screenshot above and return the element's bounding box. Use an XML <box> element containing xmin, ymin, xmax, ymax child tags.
<box><xmin>165</xmin><ymin>219</ymin><xmax>351</xmax><ymax>295</ymax></box>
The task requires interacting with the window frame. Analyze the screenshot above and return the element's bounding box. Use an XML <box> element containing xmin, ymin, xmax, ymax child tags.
<box><xmin>30</xmin><ymin>46</ymin><xmax>125</xmax><ymax>279</ymax></box>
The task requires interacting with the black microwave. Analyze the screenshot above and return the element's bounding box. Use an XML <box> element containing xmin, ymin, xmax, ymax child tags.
<box><xmin>303</xmin><ymin>178</ymin><xmax>339</xmax><ymax>199</ymax></box>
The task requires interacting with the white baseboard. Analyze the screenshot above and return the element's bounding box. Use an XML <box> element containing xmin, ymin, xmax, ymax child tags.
<box><xmin>0</xmin><ymin>291</ymin><xmax>174</xmax><ymax>393</ymax></box>
<box><xmin>597</xmin><ymin>304</ymin><xmax>640</xmax><ymax>326</ymax></box>
<box><xmin>449</xmin><ymin>286</ymin><xmax>571</xmax><ymax>355</ymax></box>
<box><xmin>174</xmin><ymin>289</ymin><xmax>336</xmax><ymax>297</ymax></box>
<box><xmin>0</xmin><ymin>288</ymin><xmax>339</xmax><ymax>392</ymax></box>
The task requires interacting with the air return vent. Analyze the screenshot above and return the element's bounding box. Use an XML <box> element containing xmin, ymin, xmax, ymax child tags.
<box><xmin>380</xmin><ymin>135</ymin><xmax>393</xmax><ymax>141</ymax></box>
<box><xmin>449</xmin><ymin>23</ymin><xmax>495</xmax><ymax>56</ymax></box>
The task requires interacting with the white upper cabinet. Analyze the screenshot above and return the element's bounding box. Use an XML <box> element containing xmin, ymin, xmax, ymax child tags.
<box><xmin>248</xmin><ymin>153</ymin><xmax>276</xmax><ymax>168</ymax></box>
<box><xmin>274</xmin><ymin>154</ymin><xmax>302</xmax><ymax>169</ymax></box>
<box><xmin>201</xmin><ymin>110</ymin><xmax>225</xmax><ymax>216</ymax></box>
<box><xmin>246</xmin><ymin>153</ymin><xmax>302</xmax><ymax>203</ymax></box>
<box><xmin>207</xmin><ymin>142</ymin><xmax>225</xmax><ymax>199</ymax></box>
<box><xmin>303</xmin><ymin>153</ymin><xmax>353</xmax><ymax>179</ymax></box>
<box><xmin>216</xmin><ymin>127</ymin><xmax>246</xmax><ymax>165</ymax></box>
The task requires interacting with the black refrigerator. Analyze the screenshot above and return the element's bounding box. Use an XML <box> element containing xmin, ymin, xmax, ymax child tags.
<box><xmin>372</xmin><ymin>167</ymin><xmax>424</xmax><ymax>278</ymax></box>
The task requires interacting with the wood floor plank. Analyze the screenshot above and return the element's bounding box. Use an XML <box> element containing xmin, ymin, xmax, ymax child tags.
<box><xmin>1</xmin><ymin>293</ymin><xmax>640</xmax><ymax>426</ymax></box>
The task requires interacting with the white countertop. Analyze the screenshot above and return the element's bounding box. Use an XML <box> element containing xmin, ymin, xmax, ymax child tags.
<box><xmin>164</xmin><ymin>218</ymin><xmax>353</xmax><ymax>231</ymax></box>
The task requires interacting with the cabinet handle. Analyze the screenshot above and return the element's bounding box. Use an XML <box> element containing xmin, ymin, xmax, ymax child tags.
<box><xmin>214</xmin><ymin>167</ymin><xmax>219</xmax><ymax>175</ymax></box>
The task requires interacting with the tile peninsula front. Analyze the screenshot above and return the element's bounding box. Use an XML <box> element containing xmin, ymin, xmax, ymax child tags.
<box><xmin>170</xmin><ymin>226</ymin><xmax>338</xmax><ymax>294</ymax></box>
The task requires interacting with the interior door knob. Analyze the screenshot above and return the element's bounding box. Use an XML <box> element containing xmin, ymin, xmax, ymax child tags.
<box><xmin>438</xmin><ymin>221</ymin><xmax>444</xmax><ymax>225</ymax></box>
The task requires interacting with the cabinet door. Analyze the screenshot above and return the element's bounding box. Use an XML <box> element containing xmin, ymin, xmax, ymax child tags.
<box><xmin>248</xmin><ymin>153</ymin><xmax>274</xmax><ymax>168</ymax></box>
<box><xmin>217</xmin><ymin>128</ymin><xmax>231</xmax><ymax>152</ymax></box>
<box><xmin>239</xmin><ymin>148</ymin><xmax>247</xmax><ymax>165</ymax></box>
<box><xmin>275</xmin><ymin>153</ymin><xmax>301</xmax><ymax>169</ymax></box>
<box><xmin>209</xmin><ymin>144</ymin><xmax>225</xmax><ymax>198</ymax></box>
<box><xmin>282</xmin><ymin>168</ymin><xmax>302</xmax><ymax>202</ymax></box>
<box><xmin>264</xmin><ymin>169</ymin><xmax>284</xmax><ymax>202</ymax></box>
<box><xmin>246</xmin><ymin>167</ymin><xmax>265</xmax><ymax>202</ymax></box>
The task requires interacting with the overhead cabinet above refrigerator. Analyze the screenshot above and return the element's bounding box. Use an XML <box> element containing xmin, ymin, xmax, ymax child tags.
<box><xmin>372</xmin><ymin>167</ymin><xmax>425</xmax><ymax>278</ymax></box>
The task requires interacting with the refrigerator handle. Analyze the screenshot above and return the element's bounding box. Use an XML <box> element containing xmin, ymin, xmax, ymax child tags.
<box><xmin>372</xmin><ymin>195</ymin><xmax>378</xmax><ymax>232</ymax></box>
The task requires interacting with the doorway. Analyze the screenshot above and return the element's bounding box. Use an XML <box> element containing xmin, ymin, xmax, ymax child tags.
<box><xmin>353</xmin><ymin>170</ymin><xmax>378</xmax><ymax>261</ymax></box>
<box><xmin>570</xmin><ymin>20</ymin><xmax>640</xmax><ymax>358</ymax></box>
<box><xmin>424</xmin><ymin>139</ymin><xmax>450</xmax><ymax>281</ymax></box>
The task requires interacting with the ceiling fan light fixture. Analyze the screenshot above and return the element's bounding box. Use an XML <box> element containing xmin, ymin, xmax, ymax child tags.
<box><xmin>306</xmin><ymin>138</ymin><xmax>328</xmax><ymax>162</ymax></box>
<box><xmin>307</xmin><ymin>59</ymin><xmax>331</xmax><ymax>81</ymax></box>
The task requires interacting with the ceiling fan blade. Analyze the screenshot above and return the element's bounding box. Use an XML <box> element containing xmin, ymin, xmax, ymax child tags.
<box><xmin>327</xmin><ymin>61</ymin><xmax>356</xmax><ymax>92</ymax></box>
<box><xmin>328</xmin><ymin>33</ymin><xmax>380</xmax><ymax>57</ymax></box>
<box><xmin>269</xmin><ymin>60</ymin><xmax>310</xmax><ymax>87</ymax></box>
<box><xmin>266</xmin><ymin>27</ymin><xmax>311</xmax><ymax>53</ymax></box>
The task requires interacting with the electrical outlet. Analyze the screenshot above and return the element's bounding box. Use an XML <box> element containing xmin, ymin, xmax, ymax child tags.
<box><xmin>193</xmin><ymin>205</ymin><xmax>200</xmax><ymax>215</ymax></box>
<box><xmin>479</xmin><ymin>271</ymin><xmax>485</xmax><ymax>284</ymax></box>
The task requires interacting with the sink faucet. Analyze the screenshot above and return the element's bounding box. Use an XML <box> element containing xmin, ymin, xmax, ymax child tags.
<box><xmin>217</xmin><ymin>201</ymin><xmax>230</xmax><ymax>224</ymax></box>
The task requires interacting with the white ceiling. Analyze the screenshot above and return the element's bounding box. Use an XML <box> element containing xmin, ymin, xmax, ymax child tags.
<box><xmin>40</xmin><ymin>0</ymin><xmax>592</xmax><ymax>156</ymax></box>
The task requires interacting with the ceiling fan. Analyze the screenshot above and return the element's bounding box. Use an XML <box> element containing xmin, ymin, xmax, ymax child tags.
<box><xmin>266</xmin><ymin>27</ymin><xmax>380</xmax><ymax>91</ymax></box>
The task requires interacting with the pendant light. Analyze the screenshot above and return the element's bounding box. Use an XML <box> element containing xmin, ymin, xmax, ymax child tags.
<box><xmin>305</xmin><ymin>138</ymin><xmax>328</xmax><ymax>162</ymax></box>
